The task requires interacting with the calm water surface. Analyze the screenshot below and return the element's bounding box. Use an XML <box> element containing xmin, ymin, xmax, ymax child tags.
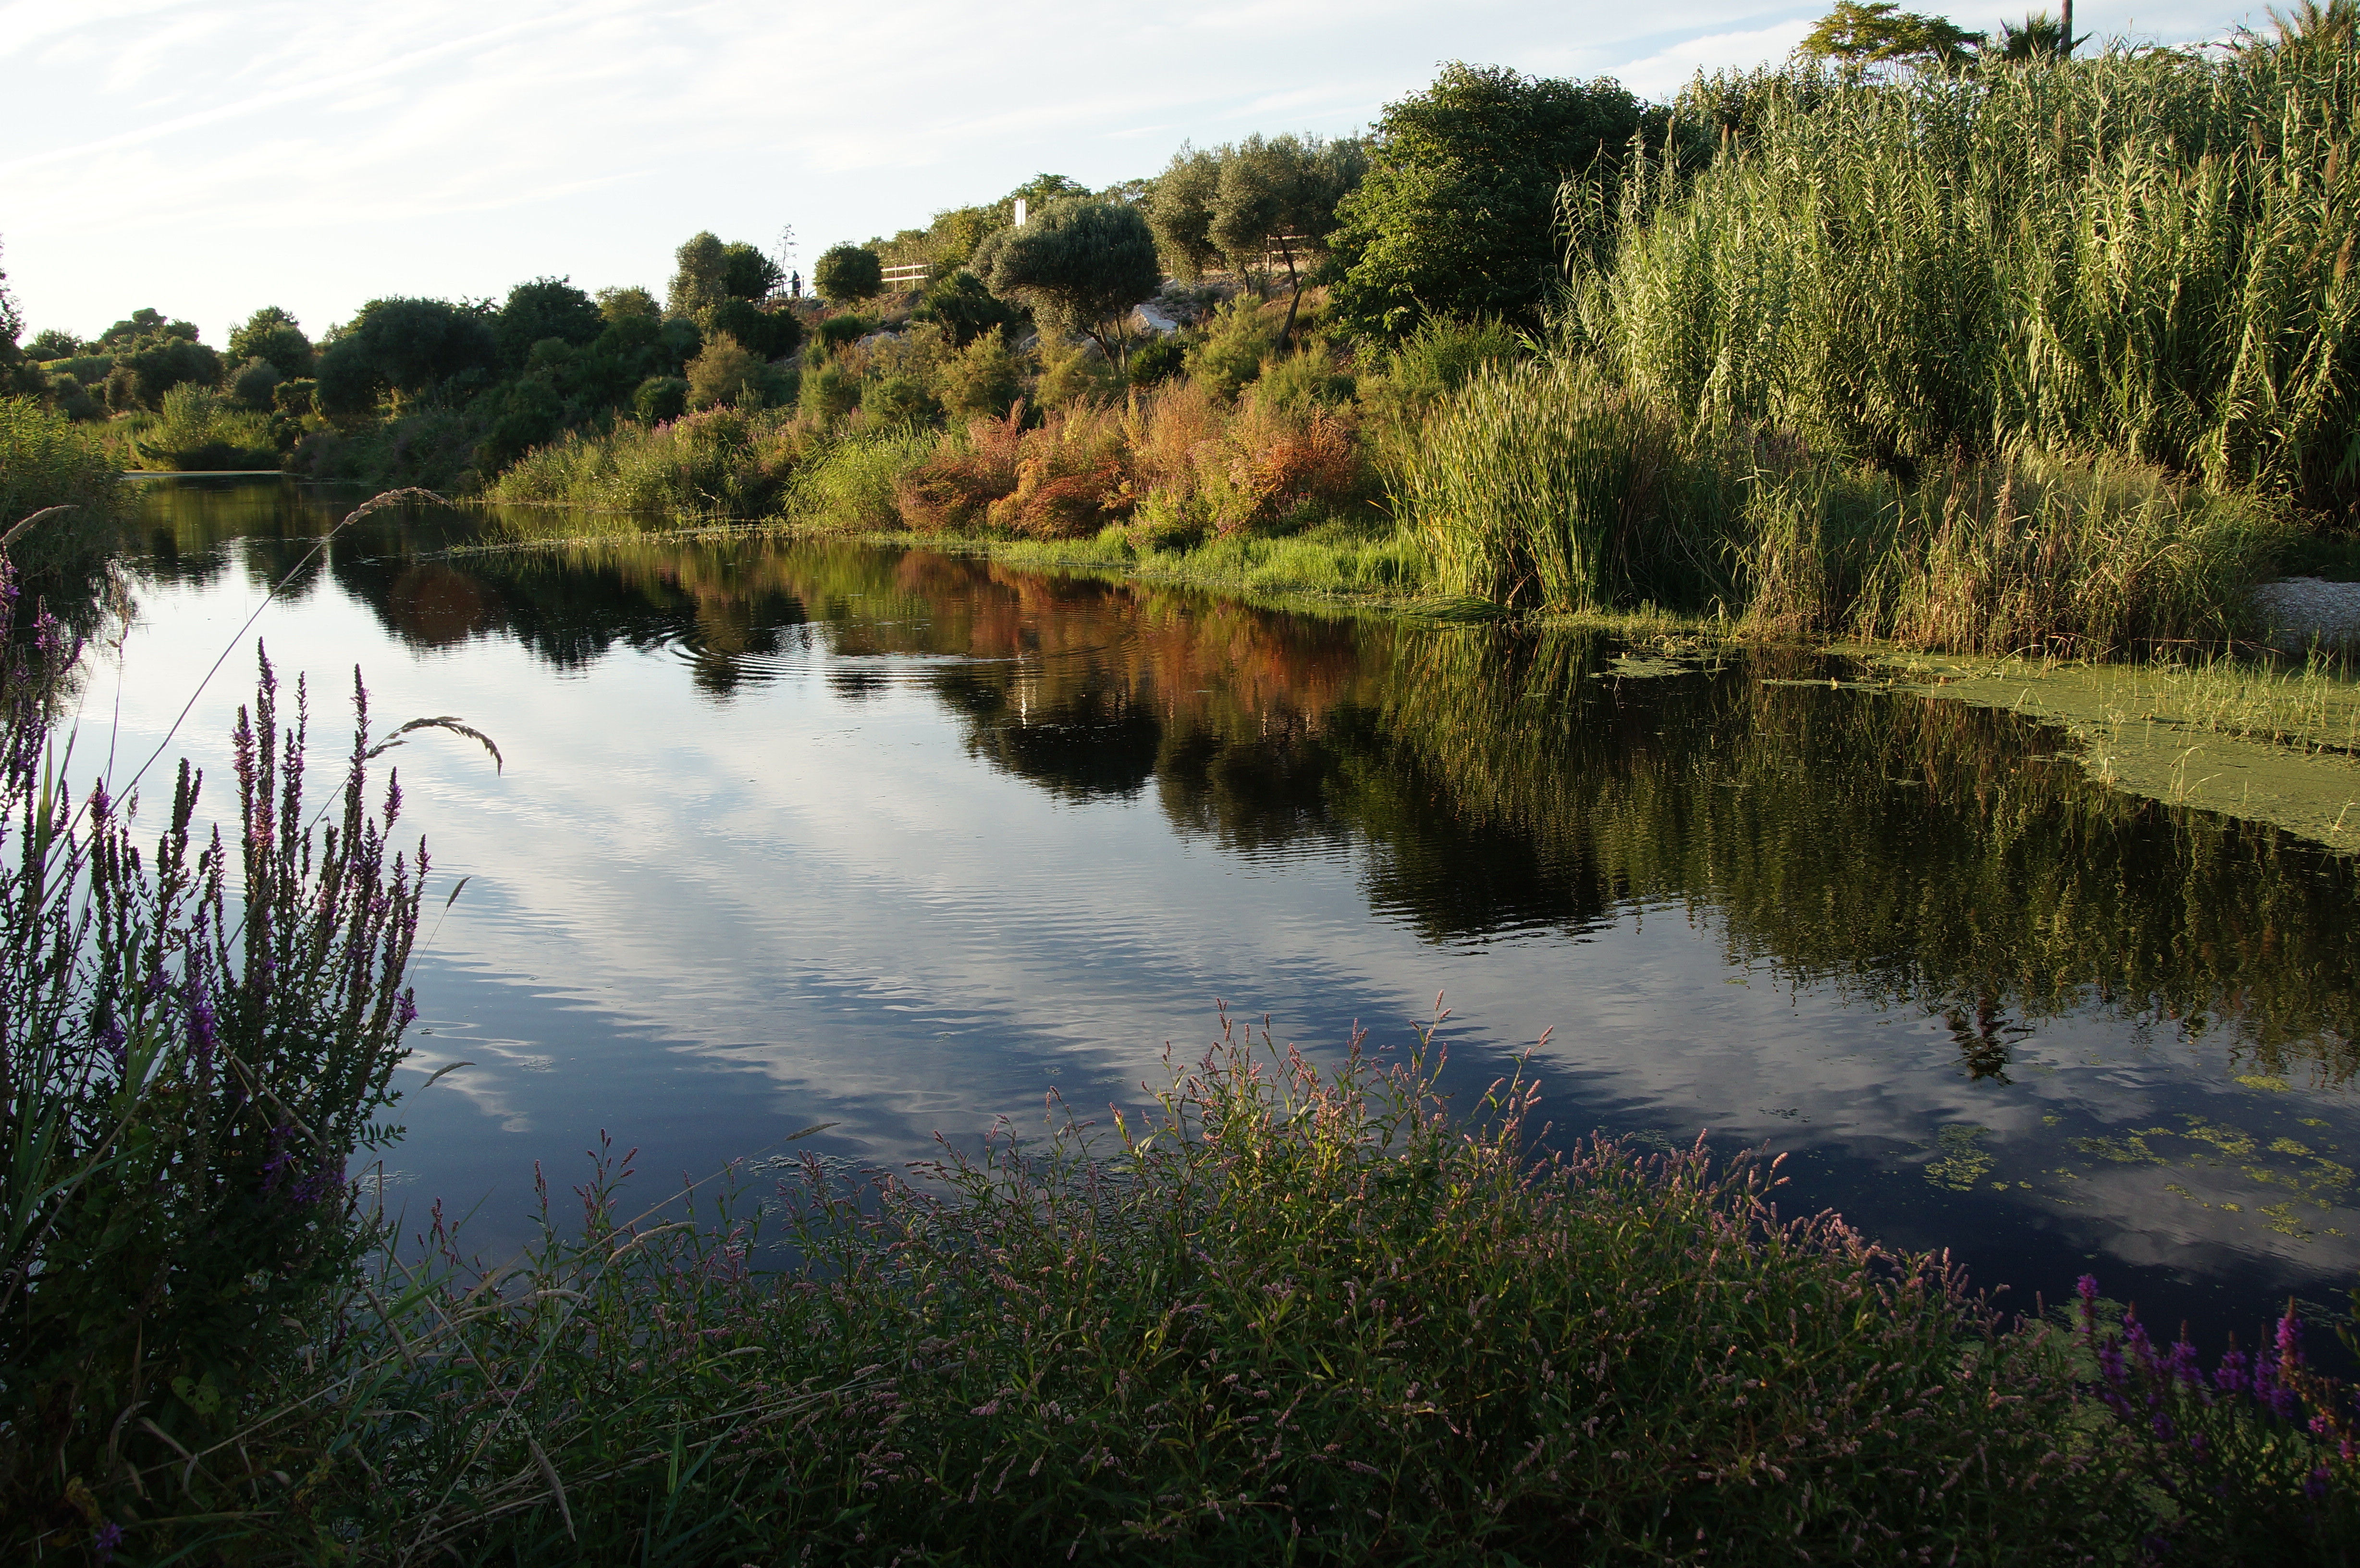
<box><xmin>97</xmin><ymin>478</ymin><xmax>2360</xmax><ymax>1345</ymax></box>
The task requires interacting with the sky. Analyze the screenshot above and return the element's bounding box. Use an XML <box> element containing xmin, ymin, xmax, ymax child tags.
<box><xmin>1</xmin><ymin>0</ymin><xmax>2264</xmax><ymax>349</ymax></box>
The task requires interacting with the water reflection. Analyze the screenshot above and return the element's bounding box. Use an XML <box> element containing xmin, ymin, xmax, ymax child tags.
<box><xmin>118</xmin><ymin>480</ymin><xmax>2360</xmax><ymax>1340</ymax></box>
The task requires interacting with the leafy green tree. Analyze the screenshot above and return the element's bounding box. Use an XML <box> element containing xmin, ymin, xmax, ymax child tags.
<box><xmin>667</xmin><ymin>233</ymin><xmax>782</xmax><ymax>318</ymax></box>
<box><xmin>1328</xmin><ymin>65</ymin><xmax>1650</xmax><ymax>336</ymax></box>
<box><xmin>814</xmin><ymin>245</ymin><xmax>885</xmax><ymax>306</ymax></box>
<box><xmin>117</xmin><ymin>337</ymin><xmax>223</xmax><ymax>409</ymax></box>
<box><xmin>997</xmin><ymin>173</ymin><xmax>1090</xmax><ymax>225</ymax></box>
<box><xmin>597</xmin><ymin>285</ymin><xmax>661</xmax><ymax>323</ymax></box>
<box><xmin>972</xmin><ymin>200</ymin><xmax>1161</xmax><ymax>362</ymax></box>
<box><xmin>97</xmin><ymin>309</ymin><xmax>197</xmax><ymax>350</ymax></box>
<box><xmin>1208</xmin><ymin>134</ymin><xmax>1367</xmax><ymax>343</ymax></box>
<box><xmin>1800</xmin><ymin>2</ymin><xmax>1983</xmax><ymax>64</ymax></box>
<box><xmin>227</xmin><ymin>357</ymin><xmax>283</xmax><ymax>410</ymax></box>
<box><xmin>704</xmin><ymin>296</ymin><xmax>800</xmax><ymax>359</ymax></box>
<box><xmin>1144</xmin><ymin>145</ymin><xmax>1224</xmax><ymax>280</ymax></box>
<box><xmin>0</xmin><ymin>240</ymin><xmax>21</xmax><ymax>350</ymax></box>
<box><xmin>494</xmin><ymin>277</ymin><xmax>602</xmax><ymax>368</ymax></box>
<box><xmin>313</xmin><ymin>297</ymin><xmax>500</xmax><ymax>416</ymax></box>
<box><xmin>474</xmin><ymin>376</ymin><xmax>565</xmax><ymax>471</ymax></box>
<box><xmin>227</xmin><ymin>307</ymin><xmax>314</xmax><ymax>376</ymax></box>
<box><xmin>632</xmin><ymin>375</ymin><xmax>689</xmax><ymax>423</ymax></box>
<box><xmin>24</xmin><ymin>330</ymin><xmax>84</xmax><ymax>361</ymax></box>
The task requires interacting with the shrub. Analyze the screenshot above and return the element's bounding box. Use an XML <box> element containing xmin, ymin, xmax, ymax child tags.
<box><xmin>1034</xmin><ymin>338</ymin><xmax>1122</xmax><ymax>412</ymax></box>
<box><xmin>685</xmin><ymin>331</ymin><xmax>766</xmax><ymax>410</ymax></box>
<box><xmin>864</xmin><ymin>373</ymin><xmax>942</xmax><ymax>429</ymax></box>
<box><xmin>1183</xmin><ymin>297</ymin><xmax>1279</xmax><ymax>402</ymax></box>
<box><xmin>632</xmin><ymin>374</ymin><xmax>688</xmax><ymax>424</ymax></box>
<box><xmin>797</xmin><ymin>357</ymin><xmax>861</xmax><ymax>424</ymax></box>
<box><xmin>938</xmin><ymin>325</ymin><xmax>1026</xmax><ymax>421</ymax></box>
<box><xmin>894</xmin><ymin>405</ymin><xmax>1029</xmax><ymax>530</ymax></box>
<box><xmin>1126</xmin><ymin>333</ymin><xmax>1187</xmax><ymax>387</ymax></box>
<box><xmin>227</xmin><ymin>355</ymin><xmax>283</xmax><ymax>409</ymax></box>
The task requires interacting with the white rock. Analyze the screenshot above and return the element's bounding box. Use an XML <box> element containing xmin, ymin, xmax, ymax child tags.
<box><xmin>1129</xmin><ymin>301</ymin><xmax>1184</xmax><ymax>337</ymax></box>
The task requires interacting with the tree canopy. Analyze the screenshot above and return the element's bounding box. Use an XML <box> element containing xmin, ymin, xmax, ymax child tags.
<box><xmin>667</xmin><ymin>233</ymin><xmax>781</xmax><ymax>318</ymax></box>
<box><xmin>1799</xmin><ymin>2</ymin><xmax>1984</xmax><ymax>64</ymax></box>
<box><xmin>813</xmin><ymin>245</ymin><xmax>884</xmax><ymax>306</ymax></box>
<box><xmin>971</xmin><ymin>200</ymin><xmax>1161</xmax><ymax>361</ymax></box>
<box><xmin>315</xmin><ymin>297</ymin><xmax>500</xmax><ymax>415</ymax></box>
<box><xmin>228</xmin><ymin>307</ymin><xmax>314</xmax><ymax>377</ymax></box>
<box><xmin>494</xmin><ymin>278</ymin><xmax>603</xmax><ymax>368</ymax></box>
<box><xmin>1145</xmin><ymin>134</ymin><xmax>1368</xmax><ymax>346</ymax></box>
<box><xmin>1328</xmin><ymin>64</ymin><xmax>1650</xmax><ymax>336</ymax></box>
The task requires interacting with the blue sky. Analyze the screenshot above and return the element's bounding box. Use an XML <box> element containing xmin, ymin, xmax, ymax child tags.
<box><xmin>2</xmin><ymin>0</ymin><xmax>2260</xmax><ymax>348</ymax></box>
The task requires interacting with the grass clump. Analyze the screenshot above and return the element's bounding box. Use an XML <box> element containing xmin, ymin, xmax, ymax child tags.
<box><xmin>128</xmin><ymin>384</ymin><xmax>279</xmax><ymax>471</ymax></box>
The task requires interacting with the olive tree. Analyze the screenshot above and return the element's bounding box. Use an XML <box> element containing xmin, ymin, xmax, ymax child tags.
<box><xmin>1208</xmin><ymin>134</ymin><xmax>1366</xmax><ymax>343</ymax></box>
<box><xmin>1144</xmin><ymin>145</ymin><xmax>1224</xmax><ymax>280</ymax></box>
<box><xmin>971</xmin><ymin>200</ymin><xmax>1160</xmax><ymax>363</ymax></box>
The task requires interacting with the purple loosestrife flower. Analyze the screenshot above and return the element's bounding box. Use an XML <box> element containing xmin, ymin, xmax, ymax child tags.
<box><xmin>98</xmin><ymin>1018</ymin><xmax>127</xmax><ymax>1076</ymax></box>
<box><xmin>92</xmin><ymin>1521</ymin><xmax>123</xmax><ymax>1564</ymax></box>
<box><xmin>2303</xmin><ymin>1465</ymin><xmax>2330</xmax><ymax>1502</ymax></box>
<box><xmin>186</xmin><ymin>983</ymin><xmax>217</xmax><ymax>1075</ymax></box>
<box><xmin>2214</xmin><ymin>1346</ymin><xmax>2251</xmax><ymax>1397</ymax></box>
<box><xmin>395</xmin><ymin>992</ymin><xmax>418</xmax><ymax>1029</ymax></box>
<box><xmin>262</xmin><ymin>1123</ymin><xmax>297</xmax><ymax>1194</ymax></box>
<box><xmin>384</xmin><ymin>770</ymin><xmax>402</xmax><ymax>824</ymax></box>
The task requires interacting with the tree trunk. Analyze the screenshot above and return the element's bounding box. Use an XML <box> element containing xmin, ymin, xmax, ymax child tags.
<box><xmin>1275</xmin><ymin>242</ymin><xmax>1303</xmax><ymax>352</ymax></box>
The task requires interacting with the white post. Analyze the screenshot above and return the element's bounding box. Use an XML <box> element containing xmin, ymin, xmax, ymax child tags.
<box><xmin>1014</xmin><ymin>198</ymin><xmax>1028</xmax><ymax>228</ymax></box>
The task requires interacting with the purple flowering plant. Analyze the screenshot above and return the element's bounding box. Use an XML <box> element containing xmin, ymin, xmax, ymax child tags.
<box><xmin>2070</xmin><ymin>1273</ymin><xmax>2359</xmax><ymax>1560</ymax></box>
<box><xmin>0</xmin><ymin>494</ymin><xmax>475</xmax><ymax>1557</ymax></box>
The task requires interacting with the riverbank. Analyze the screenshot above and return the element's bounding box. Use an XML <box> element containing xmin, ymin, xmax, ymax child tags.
<box><xmin>93</xmin><ymin>1020</ymin><xmax>2360</xmax><ymax>1564</ymax></box>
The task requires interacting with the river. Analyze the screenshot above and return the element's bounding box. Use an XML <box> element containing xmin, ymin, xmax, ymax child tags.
<box><xmin>93</xmin><ymin>476</ymin><xmax>2360</xmax><ymax>1348</ymax></box>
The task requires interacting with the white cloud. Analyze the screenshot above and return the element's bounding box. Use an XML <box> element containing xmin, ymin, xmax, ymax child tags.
<box><xmin>1</xmin><ymin>0</ymin><xmax>2268</xmax><ymax>342</ymax></box>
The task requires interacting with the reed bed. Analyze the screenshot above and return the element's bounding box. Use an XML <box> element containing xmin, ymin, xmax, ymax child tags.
<box><xmin>0</xmin><ymin>396</ymin><xmax>122</xmax><ymax>537</ymax></box>
<box><xmin>1573</xmin><ymin>48</ymin><xmax>2360</xmax><ymax>510</ymax></box>
<box><xmin>1394</xmin><ymin>365</ymin><xmax>2289</xmax><ymax>650</ymax></box>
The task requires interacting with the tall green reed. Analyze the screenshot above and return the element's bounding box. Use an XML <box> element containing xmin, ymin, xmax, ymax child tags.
<box><xmin>1573</xmin><ymin>48</ymin><xmax>2360</xmax><ymax>508</ymax></box>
